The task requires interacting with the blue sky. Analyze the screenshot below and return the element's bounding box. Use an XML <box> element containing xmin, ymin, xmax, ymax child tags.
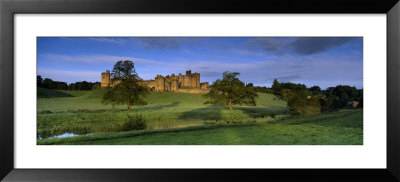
<box><xmin>37</xmin><ymin>37</ymin><xmax>363</xmax><ymax>89</ymax></box>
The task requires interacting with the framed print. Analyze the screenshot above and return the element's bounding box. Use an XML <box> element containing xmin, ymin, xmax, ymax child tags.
<box><xmin>1</xmin><ymin>0</ymin><xmax>400</xmax><ymax>181</ymax></box>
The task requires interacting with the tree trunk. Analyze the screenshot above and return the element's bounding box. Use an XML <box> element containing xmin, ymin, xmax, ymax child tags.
<box><xmin>127</xmin><ymin>102</ymin><xmax>131</xmax><ymax>111</ymax></box>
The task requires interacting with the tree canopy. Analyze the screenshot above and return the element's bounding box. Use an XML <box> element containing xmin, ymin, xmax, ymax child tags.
<box><xmin>203</xmin><ymin>71</ymin><xmax>258</xmax><ymax>110</ymax></box>
<box><xmin>102</xmin><ymin>60</ymin><xmax>149</xmax><ymax>110</ymax></box>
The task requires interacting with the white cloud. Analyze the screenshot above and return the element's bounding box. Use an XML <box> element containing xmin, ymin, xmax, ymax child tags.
<box><xmin>40</xmin><ymin>53</ymin><xmax>162</xmax><ymax>65</ymax></box>
<box><xmin>37</xmin><ymin>68</ymin><xmax>100</xmax><ymax>83</ymax></box>
<box><xmin>38</xmin><ymin>53</ymin><xmax>363</xmax><ymax>89</ymax></box>
<box><xmin>87</xmin><ymin>38</ymin><xmax>127</xmax><ymax>45</ymax></box>
<box><xmin>168</xmin><ymin>57</ymin><xmax>362</xmax><ymax>89</ymax></box>
<box><xmin>229</xmin><ymin>49</ymin><xmax>268</xmax><ymax>57</ymax></box>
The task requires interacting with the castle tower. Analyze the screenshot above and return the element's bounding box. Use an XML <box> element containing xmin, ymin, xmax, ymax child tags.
<box><xmin>178</xmin><ymin>73</ymin><xmax>183</xmax><ymax>88</ymax></box>
<box><xmin>170</xmin><ymin>74</ymin><xmax>178</xmax><ymax>91</ymax></box>
<box><xmin>101</xmin><ymin>70</ymin><xmax>111</xmax><ymax>88</ymax></box>
<box><xmin>155</xmin><ymin>75</ymin><xmax>165</xmax><ymax>91</ymax></box>
<box><xmin>183</xmin><ymin>70</ymin><xmax>192</xmax><ymax>87</ymax></box>
<box><xmin>193</xmin><ymin>73</ymin><xmax>200</xmax><ymax>88</ymax></box>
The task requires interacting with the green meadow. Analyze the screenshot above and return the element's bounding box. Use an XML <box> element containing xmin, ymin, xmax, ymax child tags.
<box><xmin>37</xmin><ymin>88</ymin><xmax>362</xmax><ymax>145</ymax></box>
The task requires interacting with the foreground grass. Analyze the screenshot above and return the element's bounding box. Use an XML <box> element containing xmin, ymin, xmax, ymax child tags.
<box><xmin>38</xmin><ymin>110</ymin><xmax>363</xmax><ymax>145</ymax></box>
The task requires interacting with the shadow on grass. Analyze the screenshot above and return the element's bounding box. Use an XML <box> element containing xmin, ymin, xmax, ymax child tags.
<box><xmin>132</xmin><ymin>101</ymin><xmax>180</xmax><ymax>112</ymax></box>
<box><xmin>275</xmin><ymin>110</ymin><xmax>363</xmax><ymax>129</ymax></box>
<box><xmin>37</xmin><ymin>88</ymin><xmax>74</xmax><ymax>98</ymax></box>
<box><xmin>236</xmin><ymin>105</ymin><xmax>289</xmax><ymax>118</ymax></box>
<box><xmin>179</xmin><ymin>105</ymin><xmax>224</xmax><ymax>121</ymax></box>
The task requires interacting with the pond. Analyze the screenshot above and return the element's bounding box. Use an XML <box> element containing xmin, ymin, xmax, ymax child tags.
<box><xmin>37</xmin><ymin>132</ymin><xmax>91</xmax><ymax>140</ymax></box>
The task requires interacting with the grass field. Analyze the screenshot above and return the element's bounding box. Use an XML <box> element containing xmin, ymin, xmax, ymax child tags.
<box><xmin>37</xmin><ymin>88</ymin><xmax>362</xmax><ymax>145</ymax></box>
<box><xmin>37</xmin><ymin>109</ymin><xmax>363</xmax><ymax>145</ymax></box>
<box><xmin>37</xmin><ymin>88</ymin><xmax>291</xmax><ymax>139</ymax></box>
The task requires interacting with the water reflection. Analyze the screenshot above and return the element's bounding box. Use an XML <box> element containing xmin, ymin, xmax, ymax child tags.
<box><xmin>38</xmin><ymin>132</ymin><xmax>83</xmax><ymax>140</ymax></box>
<box><xmin>49</xmin><ymin>133</ymin><xmax>78</xmax><ymax>139</ymax></box>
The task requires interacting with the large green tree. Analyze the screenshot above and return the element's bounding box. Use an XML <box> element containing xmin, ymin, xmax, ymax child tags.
<box><xmin>102</xmin><ymin>60</ymin><xmax>149</xmax><ymax>110</ymax></box>
<box><xmin>203</xmin><ymin>71</ymin><xmax>258</xmax><ymax>110</ymax></box>
<box><xmin>282</xmin><ymin>89</ymin><xmax>320</xmax><ymax>115</ymax></box>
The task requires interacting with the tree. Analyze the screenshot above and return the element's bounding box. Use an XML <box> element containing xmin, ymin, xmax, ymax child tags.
<box><xmin>331</xmin><ymin>85</ymin><xmax>359</xmax><ymax>108</ymax></box>
<box><xmin>271</xmin><ymin>79</ymin><xmax>281</xmax><ymax>95</ymax></box>
<box><xmin>271</xmin><ymin>79</ymin><xmax>307</xmax><ymax>96</ymax></box>
<box><xmin>102</xmin><ymin>60</ymin><xmax>149</xmax><ymax>110</ymax></box>
<box><xmin>282</xmin><ymin>89</ymin><xmax>320</xmax><ymax>115</ymax></box>
<box><xmin>320</xmin><ymin>95</ymin><xmax>338</xmax><ymax>113</ymax></box>
<box><xmin>203</xmin><ymin>71</ymin><xmax>258</xmax><ymax>110</ymax></box>
<box><xmin>37</xmin><ymin>75</ymin><xmax>43</xmax><ymax>87</ymax></box>
<box><xmin>42</xmin><ymin>78</ymin><xmax>54</xmax><ymax>89</ymax></box>
<box><xmin>101</xmin><ymin>87</ymin><xmax>120</xmax><ymax>111</ymax></box>
<box><xmin>309</xmin><ymin>85</ymin><xmax>321</xmax><ymax>92</ymax></box>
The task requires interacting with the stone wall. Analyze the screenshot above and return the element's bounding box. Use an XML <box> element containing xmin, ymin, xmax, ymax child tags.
<box><xmin>200</xmin><ymin>82</ymin><xmax>209</xmax><ymax>89</ymax></box>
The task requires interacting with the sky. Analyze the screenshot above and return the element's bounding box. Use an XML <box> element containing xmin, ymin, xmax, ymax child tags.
<box><xmin>37</xmin><ymin>37</ymin><xmax>363</xmax><ymax>89</ymax></box>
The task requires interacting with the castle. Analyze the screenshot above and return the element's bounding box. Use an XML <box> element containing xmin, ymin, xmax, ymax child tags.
<box><xmin>101</xmin><ymin>70</ymin><xmax>209</xmax><ymax>93</ymax></box>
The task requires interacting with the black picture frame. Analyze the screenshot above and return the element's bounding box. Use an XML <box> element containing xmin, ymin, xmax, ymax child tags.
<box><xmin>1</xmin><ymin>0</ymin><xmax>399</xmax><ymax>181</ymax></box>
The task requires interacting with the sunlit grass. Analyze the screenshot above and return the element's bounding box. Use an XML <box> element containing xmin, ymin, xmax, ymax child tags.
<box><xmin>37</xmin><ymin>89</ymin><xmax>290</xmax><ymax>138</ymax></box>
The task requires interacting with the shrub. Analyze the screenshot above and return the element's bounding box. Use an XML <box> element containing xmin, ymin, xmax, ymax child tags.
<box><xmin>320</xmin><ymin>95</ymin><xmax>337</xmax><ymax>113</ymax></box>
<box><xmin>120</xmin><ymin>115</ymin><xmax>147</xmax><ymax>131</ymax></box>
<box><xmin>282</xmin><ymin>89</ymin><xmax>320</xmax><ymax>115</ymax></box>
<box><xmin>39</xmin><ymin>110</ymin><xmax>52</xmax><ymax>114</ymax></box>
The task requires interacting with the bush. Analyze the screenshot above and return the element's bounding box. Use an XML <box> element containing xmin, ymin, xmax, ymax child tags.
<box><xmin>120</xmin><ymin>115</ymin><xmax>147</xmax><ymax>131</ymax></box>
<box><xmin>282</xmin><ymin>89</ymin><xmax>320</xmax><ymax>115</ymax></box>
<box><xmin>320</xmin><ymin>95</ymin><xmax>337</xmax><ymax>113</ymax></box>
<box><xmin>39</xmin><ymin>110</ymin><xmax>52</xmax><ymax>114</ymax></box>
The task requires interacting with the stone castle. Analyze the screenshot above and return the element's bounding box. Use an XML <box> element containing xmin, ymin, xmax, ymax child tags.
<box><xmin>101</xmin><ymin>70</ymin><xmax>209</xmax><ymax>93</ymax></box>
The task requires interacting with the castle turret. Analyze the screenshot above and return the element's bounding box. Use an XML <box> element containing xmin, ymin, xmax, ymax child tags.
<box><xmin>101</xmin><ymin>70</ymin><xmax>111</xmax><ymax>88</ymax></box>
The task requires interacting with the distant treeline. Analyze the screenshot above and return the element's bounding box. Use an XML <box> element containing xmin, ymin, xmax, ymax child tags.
<box><xmin>247</xmin><ymin>79</ymin><xmax>363</xmax><ymax>115</ymax></box>
<box><xmin>37</xmin><ymin>75</ymin><xmax>100</xmax><ymax>90</ymax></box>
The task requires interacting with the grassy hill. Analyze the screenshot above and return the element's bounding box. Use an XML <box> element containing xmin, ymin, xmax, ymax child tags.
<box><xmin>37</xmin><ymin>89</ymin><xmax>291</xmax><ymax>140</ymax></box>
<box><xmin>37</xmin><ymin>89</ymin><xmax>288</xmax><ymax>113</ymax></box>
<box><xmin>37</xmin><ymin>89</ymin><xmax>362</xmax><ymax>145</ymax></box>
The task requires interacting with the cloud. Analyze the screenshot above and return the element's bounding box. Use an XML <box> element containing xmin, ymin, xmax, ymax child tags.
<box><xmin>272</xmin><ymin>75</ymin><xmax>303</xmax><ymax>82</ymax></box>
<box><xmin>38</xmin><ymin>55</ymin><xmax>363</xmax><ymax>88</ymax></box>
<box><xmin>169</xmin><ymin>56</ymin><xmax>362</xmax><ymax>89</ymax></box>
<box><xmin>229</xmin><ymin>49</ymin><xmax>268</xmax><ymax>57</ymax></box>
<box><xmin>37</xmin><ymin>68</ymin><xmax>100</xmax><ymax>83</ymax></box>
<box><xmin>40</xmin><ymin>53</ymin><xmax>161</xmax><ymax>65</ymax></box>
<box><xmin>290</xmin><ymin>37</ymin><xmax>356</xmax><ymax>55</ymax></box>
<box><xmin>138</xmin><ymin>38</ymin><xmax>182</xmax><ymax>49</ymax></box>
<box><xmin>245</xmin><ymin>37</ymin><xmax>358</xmax><ymax>56</ymax></box>
<box><xmin>245</xmin><ymin>38</ymin><xmax>289</xmax><ymax>55</ymax></box>
<box><xmin>197</xmin><ymin>71</ymin><xmax>222</xmax><ymax>78</ymax></box>
<box><xmin>88</xmin><ymin>38</ymin><xmax>127</xmax><ymax>45</ymax></box>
